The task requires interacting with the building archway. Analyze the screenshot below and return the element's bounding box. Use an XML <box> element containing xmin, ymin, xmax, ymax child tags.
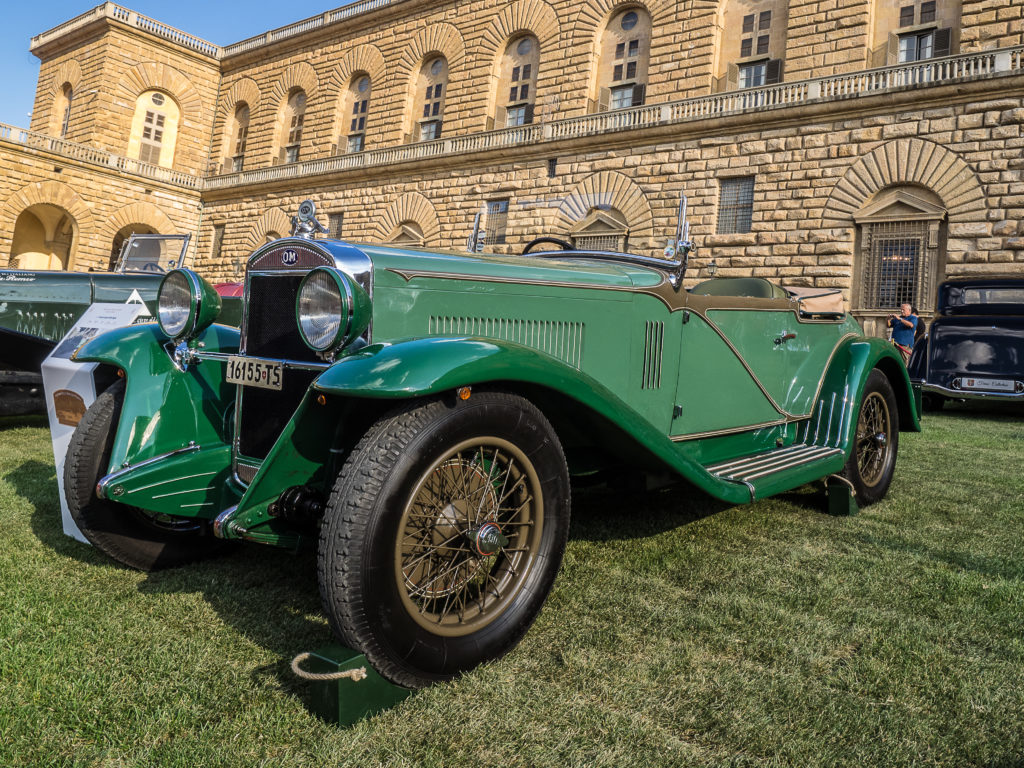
<box><xmin>108</xmin><ymin>223</ymin><xmax>159</xmax><ymax>270</ymax></box>
<box><xmin>375</xmin><ymin>192</ymin><xmax>440</xmax><ymax>246</ymax></box>
<box><xmin>10</xmin><ymin>204</ymin><xmax>77</xmax><ymax>270</ymax></box>
<box><xmin>557</xmin><ymin>170</ymin><xmax>654</xmax><ymax>252</ymax></box>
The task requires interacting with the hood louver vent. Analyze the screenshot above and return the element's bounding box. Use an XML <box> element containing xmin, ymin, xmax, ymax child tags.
<box><xmin>642</xmin><ymin>321</ymin><xmax>664</xmax><ymax>389</ymax></box>
<box><xmin>428</xmin><ymin>316</ymin><xmax>584</xmax><ymax>369</ymax></box>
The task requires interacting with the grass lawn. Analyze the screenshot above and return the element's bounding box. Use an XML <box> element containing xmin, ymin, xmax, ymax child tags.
<box><xmin>1</xmin><ymin>404</ymin><xmax>1022</xmax><ymax>768</ymax></box>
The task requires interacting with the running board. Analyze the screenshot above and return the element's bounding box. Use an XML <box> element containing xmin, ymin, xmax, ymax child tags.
<box><xmin>703</xmin><ymin>387</ymin><xmax>853</xmax><ymax>502</ymax></box>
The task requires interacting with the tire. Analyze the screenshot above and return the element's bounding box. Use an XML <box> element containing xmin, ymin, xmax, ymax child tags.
<box><xmin>317</xmin><ymin>390</ymin><xmax>571</xmax><ymax>689</ymax></box>
<box><xmin>842</xmin><ymin>369</ymin><xmax>899</xmax><ymax>505</ymax></box>
<box><xmin>64</xmin><ymin>380</ymin><xmax>225</xmax><ymax>571</ymax></box>
<box><xmin>922</xmin><ymin>393</ymin><xmax>946</xmax><ymax>412</ymax></box>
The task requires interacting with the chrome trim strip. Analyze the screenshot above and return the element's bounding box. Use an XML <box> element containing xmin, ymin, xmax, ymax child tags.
<box><xmin>150</xmin><ymin>486</ymin><xmax>217</xmax><ymax>500</ymax></box>
<box><xmin>97</xmin><ymin>444</ymin><xmax>201</xmax><ymax>498</ymax></box>
<box><xmin>742</xmin><ymin>448</ymin><xmax>841</xmax><ymax>481</ymax></box>
<box><xmin>708</xmin><ymin>444</ymin><xmax>822</xmax><ymax>474</ymax></box>
<box><xmin>921</xmin><ymin>383</ymin><xmax>1024</xmax><ymax>400</ymax></box>
<box><xmin>131</xmin><ymin>471</ymin><xmax>218</xmax><ymax>493</ymax></box>
<box><xmin>670</xmin><ymin>418</ymin><xmax>790</xmax><ymax>442</ymax></box>
<box><xmin>386</xmin><ymin>267</ymin><xmax>667</xmax><ymax>295</ymax></box>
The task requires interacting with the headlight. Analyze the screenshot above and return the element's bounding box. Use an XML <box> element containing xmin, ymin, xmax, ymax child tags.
<box><xmin>297</xmin><ymin>267</ymin><xmax>370</xmax><ymax>355</ymax></box>
<box><xmin>157</xmin><ymin>268</ymin><xmax>222</xmax><ymax>340</ymax></box>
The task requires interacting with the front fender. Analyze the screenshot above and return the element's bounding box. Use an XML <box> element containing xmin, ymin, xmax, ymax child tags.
<box><xmin>73</xmin><ymin>323</ymin><xmax>240</xmax><ymax>475</ymax></box>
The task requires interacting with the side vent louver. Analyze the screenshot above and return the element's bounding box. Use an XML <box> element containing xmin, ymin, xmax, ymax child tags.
<box><xmin>642</xmin><ymin>321</ymin><xmax>664</xmax><ymax>389</ymax></box>
<box><xmin>428</xmin><ymin>316</ymin><xmax>584</xmax><ymax>369</ymax></box>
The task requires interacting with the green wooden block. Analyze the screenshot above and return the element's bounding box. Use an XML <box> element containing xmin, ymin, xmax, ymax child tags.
<box><xmin>298</xmin><ymin>644</ymin><xmax>413</xmax><ymax>726</ymax></box>
<box><xmin>826</xmin><ymin>478</ymin><xmax>859</xmax><ymax>517</ymax></box>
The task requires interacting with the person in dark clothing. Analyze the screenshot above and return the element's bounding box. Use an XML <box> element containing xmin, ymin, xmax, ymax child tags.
<box><xmin>888</xmin><ymin>303</ymin><xmax>918</xmax><ymax>363</ymax></box>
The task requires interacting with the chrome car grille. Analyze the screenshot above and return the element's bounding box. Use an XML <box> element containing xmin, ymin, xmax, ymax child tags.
<box><xmin>243</xmin><ymin>273</ymin><xmax>321</xmax><ymax>363</ymax></box>
<box><xmin>232</xmin><ymin>239</ymin><xmax>373</xmax><ymax>485</ymax></box>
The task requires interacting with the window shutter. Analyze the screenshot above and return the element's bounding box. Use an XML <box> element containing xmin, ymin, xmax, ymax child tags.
<box><xmin>598</xmin><ymin>87</ymin><xmax>610</xmax><ymax>112</ymax></box>
<box><xmin>494</xmin><ymin>106</ymin><xmax>507</xmax><ymax>130</ymax></box>
<box><xmin>330</xmin><ymin>142</ymin><xmax>338</xmax><ymax>155</ymax></box>
<box><xmin>887</xmin><ymin>32</ymin><xmax>899</xmax><ymax>65</ymax></box>
<box><xmin>726</xmin><ymin>63</ymin><xmax>739</xmax><ymax>90</ymax></box>
<box><xmin>631</xmin><ymin>84</ymin><xmax>646</xmax><ymax>107</ymax></box>
<box><xmin>524</xmin><ymin>103</ymin><xmax>534</xmax><ymax>124</ymax></box>
<box><xmin>933</xmin><ymin>28</ymin><xmax>952</xmax><ymax>58</ymax></box>
<box><xmin>765</xmin><ymin>58</ymin><xmax>783</xmax><ymax>85</ymax></box>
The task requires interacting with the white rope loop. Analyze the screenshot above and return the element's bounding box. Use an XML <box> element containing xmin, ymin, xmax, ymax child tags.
<box><xmin>291</xmin><ymin>652</ymin><xmax>368</xmax><ymax>682</ymax></box>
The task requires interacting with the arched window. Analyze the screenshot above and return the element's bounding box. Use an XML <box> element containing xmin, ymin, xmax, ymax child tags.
<box><xmin>56</xmin><ymin>84</ymin><xmax>73</xmax><ymax>138</ymax></box>
<box><xmin>412</xmin><ymin>56</ymin><xmax>448</xmax><ymax>142</ymax></box>
<box><xmin>230</xmin><ymin>103</ymin><xmax>250</xmax><ymax>172</ymax></box>
<box><xmin>344</xmin><ymin>75</ymin><xmax>372</xmax><ymax>153</ymax></box>
<box><xmin>495</xmin><ymin>36</ymin><xmax>539</xmax><ymax>129</ymax></box>
<box><xmin>595</xmin><ymin>8</ymin><xmax>650</xmax><ymax>112</ymax></box>
<box><xmin>281</xmin><ymin>89</ymin><xmax>307</xmax><ymax>164</ymax></box>
<box><xmin>127</xmin><ymin>90</ymin><xmax>180</xmax><ymax>168</ymax></box>
<box><xmin>853</xmin><ymin>187</ymin><xmax>947</xmax><ymax>335</ymax></box>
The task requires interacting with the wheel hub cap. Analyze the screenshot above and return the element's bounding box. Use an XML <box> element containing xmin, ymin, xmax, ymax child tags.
<box><xmin>469</xmin><ymin>522</ymin><xmax>509</xmax><ymax>556</ymax></box>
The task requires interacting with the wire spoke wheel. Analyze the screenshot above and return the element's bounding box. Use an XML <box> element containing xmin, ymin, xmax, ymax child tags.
<box><xmin>842</xmin><ymin>369</ymin><xmax>899</xmax><ymax>505</ymax></box>
<box><xmin>856</xmin><ymin>391</ymin><xmax>891</xmax><ymax>488</ymax></box>
<box><xmin>318</xmin><ymin>391</ymin><xmax>570</xmax><ymax>688</ymax></box>
<box><xmin>396</xmin><ymin>438</ymin><xmax>543</xmax><ymax>636</ymax></box>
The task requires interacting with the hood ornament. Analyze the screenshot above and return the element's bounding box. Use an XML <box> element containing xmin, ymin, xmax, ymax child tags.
<box><xmin>290</xmin><ymin>199</ymin><xmax>328</xmax><ymax>239</ymax></box>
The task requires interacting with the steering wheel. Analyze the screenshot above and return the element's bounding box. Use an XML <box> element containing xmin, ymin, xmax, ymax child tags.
<box><xmin>522</xmin><ymin>237</ymin><xmax>575</xmax><ymax>254</ymax></box>
<box><xmin>139</xmin><ymin>262</ymin><xmax>163</xmax><ymax>273</ymax></box>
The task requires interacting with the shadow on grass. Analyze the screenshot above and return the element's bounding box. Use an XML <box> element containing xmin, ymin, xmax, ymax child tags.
<box><xmin>8</xmin><ymin>453</ymin><xmax>331</xmax><ymax>709</ymax></box>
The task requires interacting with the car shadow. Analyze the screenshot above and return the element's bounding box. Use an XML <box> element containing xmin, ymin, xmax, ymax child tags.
<box><xmin>568</xmin><ymin>480</ymin><xmax>735</xmax><ymax>543</ymax></box>
<box><xmin>7</xmin><ymin>451</ymin><xmax>332</xmax><ymax>709</ymax></box>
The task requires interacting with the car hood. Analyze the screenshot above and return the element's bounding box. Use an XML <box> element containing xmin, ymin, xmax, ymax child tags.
<box><xmin>354</xmin><ymin>243</ymin><xmax>667</xmax><ymax>291</ymax></box>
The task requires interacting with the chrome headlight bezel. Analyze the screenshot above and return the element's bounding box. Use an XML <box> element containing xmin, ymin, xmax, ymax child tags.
<box><xmin>296</xmin><ymin>266</ymin><xmax>370</xmax><ymax>355</ymax></box>
<box><xmin>157</xmin><ymin>268</ymin><xmax>222</xmax><ymax>341</ymax></box>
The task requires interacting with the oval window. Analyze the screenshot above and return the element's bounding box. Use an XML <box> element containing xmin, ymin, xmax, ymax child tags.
<box><xmin>430</xmin><ymin>58</ymin><xmax>444</xmax><ymax>76</ymax></box>
<box><xmin>516</xmin><ymin>38</ymin><xmax>533</xmax><ymax>56</ymax></box>
<box><xmin>151</xmin><ymin>92</ymin><xmax>165</xmax><ymax>106</ymax></box>
<box><xmin>621</xmin><ymin>11</ymin><xmax>638</xmax><ymax>31</ymax></box>
<box><xmin>357</xmin><ymin>76</ymin><xmax>370</xmax><ymax>92</ymax></box>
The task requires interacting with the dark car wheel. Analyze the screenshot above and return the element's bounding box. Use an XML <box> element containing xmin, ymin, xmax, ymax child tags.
<box><xmin>842</xmin><ymin>369</ymin><xmax>899</xmax><ymax>505</ymax></box>
<box><xmin>64</xmin><ymin>380</ymin><xmax>226</xmax><ymax>571</ymax></box>
<box><xmin>317</xmin><ymin>390</ymin><xmax>571</xmax><ymax>689</ymax></box>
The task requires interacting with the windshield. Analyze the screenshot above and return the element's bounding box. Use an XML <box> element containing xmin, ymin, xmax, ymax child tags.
<box><xmin>116</xmin><ymin>234</ymin><xmax>190</xmax><ymax>273</ymax></box>
<box><xmin>951</xmin><ymin>287</ymin><xmax>1024</xmax><ymax>305</ymax></box>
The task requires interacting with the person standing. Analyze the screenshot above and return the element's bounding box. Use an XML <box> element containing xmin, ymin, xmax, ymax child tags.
<box><xmin>888</xmin><ymin>303</ymin><xmax>918</xmax><ymax>363</ymax></box>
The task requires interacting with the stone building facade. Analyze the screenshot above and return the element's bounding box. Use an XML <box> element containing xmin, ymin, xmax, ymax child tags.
<box><xmin>1</xmin><ymin>0</ymin><xmax>1022</xmax><ymax>335</ymax></box>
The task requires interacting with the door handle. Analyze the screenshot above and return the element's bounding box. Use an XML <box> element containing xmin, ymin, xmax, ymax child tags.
<box><xmin>774</xmin><ymin>332</ymin><xmax>796</xmax><ymax>345</ymax></box>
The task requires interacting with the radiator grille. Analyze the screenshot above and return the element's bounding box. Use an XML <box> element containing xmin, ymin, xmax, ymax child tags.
<box><xmin>244</xmin><ymin>273</ymin><xmax>320</xmax><ymax>362</ymax></box>
<box><xmin>641</xmin><ymin>321</ymin><xmax>664</xmax><ymax>389</ymax></box>
<box><xmin>428</xmin><ymin>316</ymin><xmax>584</xmax><ymax>368</ymax></box>
<box><xmin>237</xmin><ymin>368</ymin><xmax>319</xmax><ymax>460</ymax></box>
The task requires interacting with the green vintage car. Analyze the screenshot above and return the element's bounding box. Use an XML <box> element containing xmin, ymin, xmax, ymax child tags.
<box><xmin>64</xmin><ymin>201</ymin><xmax>919</xmax><ymax>689</ymax></box>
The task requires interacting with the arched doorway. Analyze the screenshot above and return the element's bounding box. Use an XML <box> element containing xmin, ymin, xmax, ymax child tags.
<box><xmin>11</xmin><ymin>204</ymin><xmax>76</xmax><ymax>270</ymax></box>
<box><xmin>109</xmin><ymin>223</ymin><xmax>158</xmax><ymax>270</ymax></box>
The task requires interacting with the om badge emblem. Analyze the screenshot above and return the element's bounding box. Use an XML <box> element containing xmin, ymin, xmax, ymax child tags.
<box><xmin>281</xmin><ymin>249</ymin><xmax>298</xmax><ymax>266</ymax></box>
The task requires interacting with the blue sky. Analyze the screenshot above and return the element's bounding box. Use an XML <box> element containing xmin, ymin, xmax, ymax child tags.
<box><xmin>0</xmin><ymin>1</ymin><xmax>352</xmax><ymax>128</ymax></box>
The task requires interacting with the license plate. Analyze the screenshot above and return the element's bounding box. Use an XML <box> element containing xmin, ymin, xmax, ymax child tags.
<box><xmin>226</xmin><ymin>356</ymin><xmax>283</xmax><ymax>391</ymax></box>
<box><xmin>961</xmin><ymin>377</ymin><xmax>1014</xmax><ymax>392</ymax></box>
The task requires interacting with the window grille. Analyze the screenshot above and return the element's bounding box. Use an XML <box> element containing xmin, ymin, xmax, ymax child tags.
<box><xmin>861</xmin><ymin>220</ymin><xmax>931</xmax><ymax>310</ymax></box>
<box><xmin>574</xmin><ymin>233</ymin><xmax>623</xmax><ymax>252</ymax></box>
<box><xmin>328</xmin><ymin>213</ymin><xmax>344</xmax><ymax>239</ymax></box>
<box><xmin>717</xmin><ymin>177</ymin><xmax>755</xmax><ymax>234</ymax></box>
<box><xmin>210</xmin><ymin>224</ymin><xmax>225</xmax><ymax>261</ymax></box>
<box><xmin>484</xmin><ymin>200</ymin><xmax>509</xmax><ymax>244</ymax></box>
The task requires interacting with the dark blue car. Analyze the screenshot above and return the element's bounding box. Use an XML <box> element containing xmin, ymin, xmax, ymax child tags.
<box><xmin>908</xmin><ymin>276</ymin><xmax>1024</xmax><ymax>410</ymax></box>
